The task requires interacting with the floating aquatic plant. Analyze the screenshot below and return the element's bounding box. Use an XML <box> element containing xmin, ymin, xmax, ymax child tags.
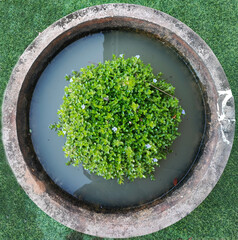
<box><xmin>50</xmin><ymin>55</ymin><xmax>184</xmax><ymax>184</ymax></box>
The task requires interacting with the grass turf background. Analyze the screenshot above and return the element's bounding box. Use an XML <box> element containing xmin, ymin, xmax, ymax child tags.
<box><xmin>0</xmin><ymin>0</ymin><xmax>237</xmax><ymax>239</ymax></box>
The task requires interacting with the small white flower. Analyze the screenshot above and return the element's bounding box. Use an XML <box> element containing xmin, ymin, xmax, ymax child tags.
<box><xmin>62</xmin><ymin>130</ymin><xmax>66</xmax><ymax>135</ymax></box>
<box><xmin>135</xmin><ymin>55</ymin><xmax>140</xmax><ymax>59</ymax></box>
<box><xmin>153</xmin><ymin>158</ymin><xmax>158</xmax><ymax>163</ymax></box>
<box><xmin>69</xmin><ymin>78</ymin><xmax>73</xmax><ymax>83</ymax></box>
<box><xmin>119</xmin><ymin>54</ymin><xmax>124</xmax><ymax>57</ymax></box>
<box><xmin>112</xmin><ymin>127</ymin><xmax>117</xmax><ymax>132</ymax></box>
<box><xmin>182</xmin><ymin>109</ymin><xmax>186</xmax><ymax>115</ymax></box>
<box><xmin>81</xmin><ymin>104</ymin><xmax>85</xmax><ymax>109</ymax></box>
<box><xmin>146</xmin><ymin>144</ymin><xmax>151</xmax><ymax>149</ymax></box>
<box><xmin>153</xmin><ymin>79</ymin><xmax>157</xmax><ymax>83</ymax></box>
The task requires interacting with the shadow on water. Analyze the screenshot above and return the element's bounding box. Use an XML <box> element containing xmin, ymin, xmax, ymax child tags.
<box><xmin>73</xmin><ymin>169</ymin><xmax>159</xmax><ymax>207</ymax></box>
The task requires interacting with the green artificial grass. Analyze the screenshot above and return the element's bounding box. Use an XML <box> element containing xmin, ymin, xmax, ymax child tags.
<box><xmin>0</xmin><ymin>0</ymin><xmax>237</xmax><ymax>239</ymax></box>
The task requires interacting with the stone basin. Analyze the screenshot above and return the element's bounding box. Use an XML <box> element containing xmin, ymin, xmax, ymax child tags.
<box><xmin>2</xmin><ymin>3</ymin><xmax>235</xmax><ymax>238</ymax></box>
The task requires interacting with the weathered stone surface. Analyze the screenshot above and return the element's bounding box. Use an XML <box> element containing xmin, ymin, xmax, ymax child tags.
<box><xmin>2</xmin><ymin>3</ymin><xmax>235</xmax><ymax>238</ymax></box>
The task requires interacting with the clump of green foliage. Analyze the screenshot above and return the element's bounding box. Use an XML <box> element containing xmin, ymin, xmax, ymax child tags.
<box><xmin>51</xmin><ymin>55</ymin><xmax>184</xmax><ymax>184</ymax></box>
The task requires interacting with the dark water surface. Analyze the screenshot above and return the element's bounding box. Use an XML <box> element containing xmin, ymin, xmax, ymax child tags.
<box><xmin>30</xmin><ymin>30</ymin><xmax>205</xmax><ymax>207</ymax></box>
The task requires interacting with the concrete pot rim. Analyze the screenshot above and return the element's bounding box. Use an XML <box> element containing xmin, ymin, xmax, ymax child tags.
<box><xmin>2</xmin><ymin>3</ymin><xmax>235</xmax><ymax>238</ymax></box>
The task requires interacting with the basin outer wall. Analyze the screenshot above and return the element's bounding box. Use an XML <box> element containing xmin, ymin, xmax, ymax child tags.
<box><xmin>2</xmin><ymin>4</ymin><xmax>235</xmax><ymax>238</ymax></box>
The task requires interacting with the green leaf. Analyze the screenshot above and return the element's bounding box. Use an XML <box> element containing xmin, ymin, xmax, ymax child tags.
<box><xmin>131</xmin><ymin>102</ymin><xmax>139</xmax><ymax>112</ymax></box>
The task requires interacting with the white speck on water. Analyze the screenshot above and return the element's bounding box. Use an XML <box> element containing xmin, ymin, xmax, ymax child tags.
<box><xmin>182</xmin><ymin>109</ymin><xmax>186</xmax><ymax>115</ymax></box>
